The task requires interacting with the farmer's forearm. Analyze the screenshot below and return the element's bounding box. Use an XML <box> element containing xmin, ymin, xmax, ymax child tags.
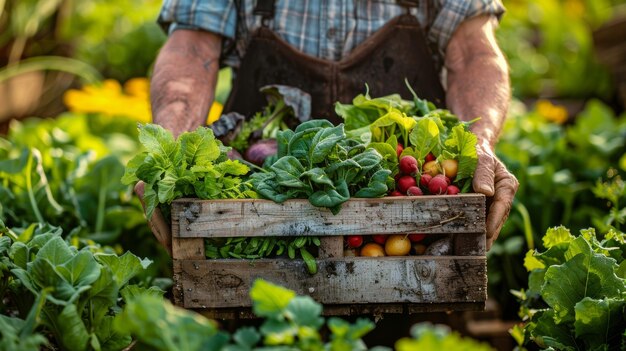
<box><xmin>445</xmin><ymin>15</ymin><xmax>510</xmax><ymax>147</ymax></box>
<box><xmin>150</xmin><ymin>29</ymin><xmax>222</xmax><ymax>137</ymax></box>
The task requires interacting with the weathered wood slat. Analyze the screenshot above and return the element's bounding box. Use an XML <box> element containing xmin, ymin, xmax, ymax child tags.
<box><xmin>172</xmin><ymin>195</ymin><xmax>485</xmax><ymax>238</ymax></box>
<box><xmin>174</xmin><ymin>256</ymin><xmax>486</xmax><ymax>309</ymax></box>
<box><xmin>319</xmin><ymin>237</ymin><xmax>344</xmax><ymax>258</ymax></box>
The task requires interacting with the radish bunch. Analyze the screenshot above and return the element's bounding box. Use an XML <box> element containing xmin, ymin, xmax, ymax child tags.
<box><xmin>391</xmin><ymin>154</ymin><xmax>462</xmax><ymax>196</ymax></box>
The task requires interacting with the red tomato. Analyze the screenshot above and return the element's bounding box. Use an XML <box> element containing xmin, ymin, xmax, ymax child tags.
<box><xmin>372</xmin><ymin>234</ymin><xmax>388</xmax><ymax>245</ymax></box>
<box><xmin>346</xmin><ymin>235</ymin><xmax>364</xmax><ymax>248</ymax></box>
<box><xmin>408</xmin><ymin>233</ymin><xmax>426</xmax><ymax>242</ymax></box>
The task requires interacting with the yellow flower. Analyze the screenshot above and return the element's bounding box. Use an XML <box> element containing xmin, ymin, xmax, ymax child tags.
<box><xmin>535</xmin><ymin>99</ymin><xmax>568</xmax><ymax>124</ymax></box>
<box><xmin>64</xmin><ymin>78</ymin><xmax>224</xmax><ymax>125</ymax></box>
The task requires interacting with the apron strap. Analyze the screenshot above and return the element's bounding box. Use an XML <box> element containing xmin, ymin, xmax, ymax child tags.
<box><xmin>254</xmin><ymin>0</ymin><xmax>276</xmax><ymax>26</ymax></box>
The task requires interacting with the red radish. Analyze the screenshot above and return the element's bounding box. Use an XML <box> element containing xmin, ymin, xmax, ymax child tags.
<box><xmin>425</xmin><ymin>152</ymin><xmax>436</xmax><ymax>163</ymax></box>
<box><xmin>399</xmin><ymin>156</ymin><xmax>418</xmax><ymax>175</ymax></box>
<box><xmin>446</xmin><ymin>185</ymin><xmax>460</xmax><ymax>195</ymax></box>
<box><xmin>408</xmin><ymin>233</ymin><xmax>426</xmax><ymax>242</ymax></box>
<box><xmin>406</xmin><ymin>186</ymin><xmax>423</xmax><ymax>196</ymax></box>
<box><xmin>422</xmin><ymin>160</ymin><xmax>440</xmax><ymax>177</ymax></box>
<box><xmin>389</xmin><ymin>190</ymin><xmax>403</xmax><ymax>196</ymax></box>
<box><xmin>396</xmin><ymin>143</ymin><xmax>404</xmax><ymax>157</ymax></box>
<box><xmin>346</xmin><ymin>235</ymin><xmax>363</xmax><ymax>248</ymax></box>
<box><xmin>420</xmin><ymin>174</ymin><xmax>432</xmax><ymax>188</ymax></box>
<box><xmin>397</xmin><ymin>175</ymin><xmax>417</xmax><ymax>194</ymax></box>
<box><xmin>372</xmin><ymin>234</ymin><xmax>388</xmax><ymax>245</ymax></box>
<box><xmin>428</xmin><ymin>175</ymin><xmax>448</xmax><ymax>194</ymax></box>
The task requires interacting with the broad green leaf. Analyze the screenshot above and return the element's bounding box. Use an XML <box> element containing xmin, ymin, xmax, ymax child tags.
<box><xmin>294</xmin><ymin>119</ymin><xmax>334</xmax><ymax>133</ymax></box>
<box><xmin>370</xmin><ymin>110</ymin><xmax>416</xmax><ymax>134</ymax></box>
<box><xmin>0</xmin><ymin>236</ymin><xmax>10</xmax><ymax>254</ymax></box>
<box><xmin>214</xmin><ymin>159</ymin><xmax>249</xmax><ymax>176</ymax></box>
<box><xmin>347</xmin><ymin>318</ymin><xmax>376</xmax><ymax>340</ymax></box>
<box><xmin>36</xmin><ymin>236</ymin><xmax>73</xmax><ymax>265</ymax></box>
<box><xmin>574</xmin><ymin>297</ymin><xmax>626</xmax><ymax>350</ymax></box>
<box><xmin>368</xmin><ymin>142</ymin><xmax>398</xmax><ymax>165</ymax></box>
<box><xmin>409</xmin><ymin>118</ymin><xmax>441</xmax><ymax>161</ymax></box>
<box><xmin>309</xmin><ymin>180</ymin><xmax>350</xmax><ymax>212</ymax></box>
<box><xmin>88</xmin><ymin>266</ymin><xmax>119</xmax><ymax>308</ymax></box>
<box><xmin>335</xmin><ymin>102</ymin><xmax>380</xmax><ymax>130</ymax></box>
<box><xmin>309</xmin><ymin>125</ymin><xmax>344</xmax><ymax>164</ymax></box>
<box><xmin>138</xmin><ymin>124</ymin><xmax>179</xmax><ymax>162</ymax></box>
<box><xmin>56</xmin><ymin>250</ymin><xmax>101</xmax><ymax>287</ymax></box>
<box><xmin>543</xmin><ymin>226</ymin><xmax>575</xmax><ymax>249</ymax></box>
<box><xmin>285</xmin><ymin>296</ymin><xmax>324</xmax><ymax>329</ymax></box>
<box><xmin>0</xmin><ymin>148</ymin><xmax>29</xmax><ymax>174</ymax></box>
<box><xmin>56</xmin><ymin>304</ymin><xmax>90</xmax><ymax>351</ymax></box>
<box><xmin>96</xmin><ymin>251</ymin><xmax>151</xmax><ymax>287</ymax></box>
<box><xmin>301</xmin><ymin>167</ymin><xmax>334</xmax><ymax>187</ymax></box>
<box><xmin>250</xmin><ymin>279</ymin><xmax>296</xmax><ymax>318</ymax></box>
<box><xmin>276</xmin><ymin>129</ymin><xmax>295</xmax><ymax>158</ymax></box>
<box><xmin>121</xmin><ymin>152</ymin><xmax>147</xmax><ymax>185</ymax></box>
<box><xmin>29</xmin><ymin>258</ymin><xmax>78</xmax><ymax>304</ymax></box>
<box><xmin>327</xmin><ymin>318</ymin><xmax>350</xmax><ymax>338</ymax></box>
<box><xmin>97</xmin><ymin>316</ymin><xmax>132</xmax><ymax>351</ymax></box>
<box><xmin>353</xmin><ymin>169</ymin><xmax>391</xmax><ymax>198</ymax></box>
<box><xmin>179</xmin><ymin>127</ymin><xmax>220</xmax><ymax>165</ymax></box>
<box><xmin>116</xmin><ymin>294</ymin><xmax>222</xmax><ymax>351</ymax></box>
<box><xmin>17</xmin><ymin>223</ymin><xmax>37</xmax><ymax>243</ymax></box>
<box><xmin>541</xmin><ymin>246</ymin><xmax>625</xmax><ymax>324</ymax></box>
<box><xmin>135</xmin><ymin>154</ymin><xmax>166</xmax><ymax>184</ymax></box>
<box><xmin>157</xmin><ymin>170</ymin><xmax>179</xmax><ymax>203</ymax></box>
<box><xmin>120</xmin><ymin>285</ymin><xmax>165</xmax><ymax>302</ymax></box>
<box><xmin>9</xmin><ymin>242</ymin><xmax>28</xmax><ymax>269</ymax></box>
<box><xmin>270</xmin><ymin>156</ymin><xmax>307</xmax><ymax>188</ymax></box>
<box><xmin>143</xmin><ymin>185</ymin><xmax>158</xmax><ymax>220</ymax></box>
<box><xmin>531</xmin><ymin>310</ymin><xmax>579</xmax><ymax>351</ymax></box>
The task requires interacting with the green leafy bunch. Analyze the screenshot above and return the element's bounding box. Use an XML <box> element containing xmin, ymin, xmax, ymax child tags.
<box><xmin>119</xmin><ymin>279</ymin><xmax>387</xmax><ymax>351</ymax></box>
<box><xmin>0</xmin><ymin>220</ymin><xmax>162</xmax><ymax>351</ymax></box>
<box><xmin>513</xmin><ymin>226</ymin><xmax>626</xmax><ymax>350</ymax></box>
<box><xmin>123</xmin><ymin>124</ymin><xmax>256</xmax><ymax>220</ymax></box>
<box><xmin>335</xmin><ymin>87</ymin><xmax>478</xmax><ymax>192</ymax></box>
<box><xmin>251</xmin><ymin>120</ymin><xmax>391</xmax><ymax>214</ymax></box>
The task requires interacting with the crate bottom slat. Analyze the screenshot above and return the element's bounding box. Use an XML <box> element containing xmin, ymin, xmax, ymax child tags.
<box><xmin>174</xmin><ymin>256</ymin><xmax>486</xmax><ymax>310</ymax></box>
<box><xmin>193</xmin><ymin>301</ymin><xmax>486</xmax><ymax>320</ymax></box>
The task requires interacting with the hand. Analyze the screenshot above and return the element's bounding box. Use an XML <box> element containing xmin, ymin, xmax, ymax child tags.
<box><xmin>134</xmin><ymin>181</ymin><xmax>173</xmax><ymax>255</ymax></box>
<box><xmin>472</xmin><ymin>140</ymin><xmax>519</xmax><ymax>250</ymax></box>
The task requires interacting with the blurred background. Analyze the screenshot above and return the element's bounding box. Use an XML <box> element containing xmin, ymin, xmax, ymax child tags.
<box><xmin>1</xmin><ymin>0</ymin><xmax>625</xmax><ymax>349</ymax></box>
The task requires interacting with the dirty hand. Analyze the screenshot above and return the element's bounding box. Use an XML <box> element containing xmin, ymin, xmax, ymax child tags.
<box><xmin>134</xmin><ymin>181</ymin><xmax>173</xmax><ymax>255</ymax></box>
<box><xmin>472</xmin><ymin>140</ymin><xmax>519</xmax><ymax>250</ymax></box>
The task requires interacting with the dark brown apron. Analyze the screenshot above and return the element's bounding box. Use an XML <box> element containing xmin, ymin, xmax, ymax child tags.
<box><xmin>224</xmin><ymin>0</ymin><xmax>446</xmax><ymax>124</ymax></box>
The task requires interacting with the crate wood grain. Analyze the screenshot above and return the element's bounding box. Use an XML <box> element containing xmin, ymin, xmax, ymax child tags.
<box><xmin>171</xmin><ymin>194</ymin><xmax>487</xmax><ymax>315</ymax></box>
<box><xmin>172</xmin><ymin>195</ymin><xmax>485</xmax><ymax>238</ymax></box>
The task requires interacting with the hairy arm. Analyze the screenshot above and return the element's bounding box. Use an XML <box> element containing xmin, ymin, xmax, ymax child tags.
<box><xmin>150</xmin><ymin>29</ymin><xmax>222</xmax><ymax>137</ymax></box>
<box><xmin>445</xmin><ymin>15</ymin><xmax>519</xmax><ymax>249</ymax></box>
<box><xmin>138</xmin><ymin>29</ymin><xmax>222</xmax><ymax>253</ymax></box>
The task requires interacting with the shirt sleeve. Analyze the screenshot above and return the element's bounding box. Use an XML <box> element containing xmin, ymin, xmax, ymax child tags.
<box><xmin>157</xmin><ymin>0</ymin><xmax>237</xmax><ymax>39</ymax></box>
<box><xmin>429</xmin><ymin>0</ymin><xmax>505</xmax><ymax>54</ymax></box>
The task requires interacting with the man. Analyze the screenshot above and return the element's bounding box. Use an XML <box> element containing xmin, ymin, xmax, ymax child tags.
<box><xmin>144</xmin><ymin>0</ymin><xmax>518</xmax><ymax>250</ymax></box>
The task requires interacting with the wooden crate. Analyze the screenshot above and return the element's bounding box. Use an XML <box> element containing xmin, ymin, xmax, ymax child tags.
<box><xmin>171</xmin><ymin>194</ymin><xmax>487</xmax><ymax>318</ymax></box>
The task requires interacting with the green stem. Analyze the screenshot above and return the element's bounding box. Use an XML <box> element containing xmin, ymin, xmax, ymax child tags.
<box><xmin>25</xmin><ymin>151</ymin><xmax>45</xmax><ymax>223</ymax></box>
<box><xmin>515</xmin><ymin>201</ymin><xmax>534</xmax><ymax>250</ymax></box>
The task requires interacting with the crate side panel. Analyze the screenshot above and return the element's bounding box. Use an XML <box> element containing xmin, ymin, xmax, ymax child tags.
<box><xmin>177</xmin><ymin>257</ymin><xmax>486</xmax><ymax>308</ymax></box>
<box><xmin>172</xmin><ymin>195</ymin><xmax>485</xmax><ymax>238</ymax></box>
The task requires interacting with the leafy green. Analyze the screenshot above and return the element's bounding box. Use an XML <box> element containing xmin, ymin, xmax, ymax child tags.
<box><xmin>123</xmin><ymin>124</ymin><xmax>255</xmax><ymax>220</ymax></box>
<box><xmin>251</xmin><ymin>120</ymin><xmax>391</xmax><ymax>214</ymax></box>
<box><xmin>515</xmin><ymin>226</ymin><xmax>626</xmax><ymax>350</ymax></box>
<box><xmin>0</xmin><ymin>222</ymin><xmax>162</xmax><ymax>351</ymax></box>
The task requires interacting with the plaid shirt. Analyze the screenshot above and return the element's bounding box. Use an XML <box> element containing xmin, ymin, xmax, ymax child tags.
<box><xmin>158</xmin><ymin>0</ymin><xmax>504</xmax><ymax>68</ymax></box>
